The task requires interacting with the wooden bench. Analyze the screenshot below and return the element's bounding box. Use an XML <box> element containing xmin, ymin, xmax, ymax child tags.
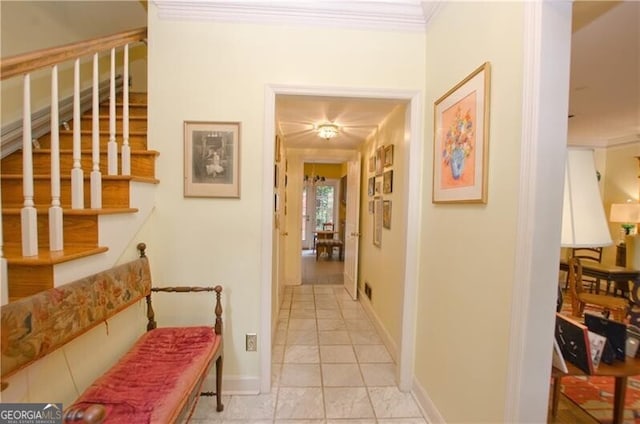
<box><xmin>0</xmin><ymin>243</ymin><xmax>224</xmax><ymax>424</ymax></box>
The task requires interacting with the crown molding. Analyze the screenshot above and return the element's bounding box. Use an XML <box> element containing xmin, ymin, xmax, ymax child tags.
<box><xmin>153</xmin><ymin>1</ymin><xmax>440</xmax><ymax>32</ymax></box>
<box><xmin>606</xmin><ymin>133</ymin><xmax>640</xmax><ymax>148</ymax></box>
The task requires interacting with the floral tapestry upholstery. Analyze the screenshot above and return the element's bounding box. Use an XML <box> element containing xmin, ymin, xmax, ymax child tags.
<box><xmin>1</xmin><ymin>257</ymin><xmax>152</xmax><ymax>378</ymax></box>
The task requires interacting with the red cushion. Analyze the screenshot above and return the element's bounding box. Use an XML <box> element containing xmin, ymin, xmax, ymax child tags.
<box><xmin>69</xmin><ymin>327</ymin><xmax>220</xmax><ymax>423</ymax></box>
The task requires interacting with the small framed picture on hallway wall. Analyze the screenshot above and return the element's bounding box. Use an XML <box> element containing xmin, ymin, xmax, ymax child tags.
<box><xmin>184</xmin><ymin>121</ymin><xmax>241</xmax><ymax>198</ymax></box>
<box><xmin>373</xmin><ymin>197</ymin><xmax>383</xmax><ymax>247</ymax></box>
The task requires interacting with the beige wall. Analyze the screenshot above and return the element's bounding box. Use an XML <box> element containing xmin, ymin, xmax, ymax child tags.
<box><xmin>358</xmin><ymin>104</ymin><xmax>407</xmax><ymax>353</ymax></box>
<box><xmin>601</xmin><ymin>143</ymin><xmax>640</xmax><ymax>265</ymax></box>
<box><xmin>0</xmin><ymin>1</ymin><xmax>147</xmax><ymax>127</ymax></box>
<box><xmin>145</xmin><ymin>3</ymin><xmax>426</xmax><ymax>384</ymax></box>
<box><xmin>415</xmin><ymin>2</ymin><xmax>525</xmax><ymax>422</ymax></box>
<box><xmin>303</xmin><ymin>163</ymin><xmax>342</xmax><ymax>180</ymax></box>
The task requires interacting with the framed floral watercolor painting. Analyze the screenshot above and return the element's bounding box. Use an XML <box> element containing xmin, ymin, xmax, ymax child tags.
<box><xmin>433</xmin><ymin>62</ymin><xmax>490</xmax><ymax>203</ymax></box>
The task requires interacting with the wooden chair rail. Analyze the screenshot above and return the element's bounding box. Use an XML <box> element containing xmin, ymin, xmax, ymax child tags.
<box><xmin>1</xmin><ymin>27</ymin><xmax>147</xmax><ymax>80</ymax></box>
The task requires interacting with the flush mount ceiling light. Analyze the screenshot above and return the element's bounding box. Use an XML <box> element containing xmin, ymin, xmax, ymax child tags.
<box><xmin>317</xmin><ymin>123</ymin><xmax>339</xmax><ymax>140</ymax></box>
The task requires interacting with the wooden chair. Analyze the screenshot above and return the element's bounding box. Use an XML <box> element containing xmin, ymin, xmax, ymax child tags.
<box><xmin>564</xmin><ymin>247</ymin><xmax>603</xmax><ymax>293</ymax></box>
<box><xmin>573</xmin><ymin>247</ymin><xmax>604</xmax><ymax>292</ymax></box>
<box><xmin>313</xmin><ymin>223</ymin><xmax>334</xmax><ymax>252</ymax></box>
<box><xmin>567</xmin><ymin>257</ymin><xmax>629</xmax><ymax>322</ymax></box>
<box><xmin>316</xmin><ymin>222</ymin><xmax>343</xmax><ymax>260</ymax></box>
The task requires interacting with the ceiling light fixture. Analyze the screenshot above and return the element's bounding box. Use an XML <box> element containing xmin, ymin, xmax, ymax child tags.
<box><xmin>317</xmin><ymin>123</ymin><xmax>339</xmax><ymax>140</ymax></box>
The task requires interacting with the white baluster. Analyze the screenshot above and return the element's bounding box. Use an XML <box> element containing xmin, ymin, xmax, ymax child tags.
<box><xmin>107</xmin><ymin>47</ymin><xmax>118</xmax><ymax>175</ymax></box>
<box><xmin>121</xmin><ymin>44</ymin><xmax>131</xmax><ymax>176</ymax></box>
<box><xmin>90</xmin><ymin>53</ymin><xmax>102</xmax><ymax>208</ymax></box>
<box><xmin>21</xmin><ymin>74</ymin><xmax>38</xmax><ymax>257</ymax></box>
<box><xmin>71</xmin><ymin>58</ymin><xmax>84</xmax><ymax>209</ymax></box>
<box><xmin>49</xmin><ymin>65</ymin><xmax>63</xmax><ymax>251</ymax></box>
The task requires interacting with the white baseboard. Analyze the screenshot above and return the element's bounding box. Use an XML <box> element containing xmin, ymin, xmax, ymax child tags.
<box><xmin>358</xmin><ymin>287</ymin><xmax>399</xmax><ymax>363</ymax></box>
<box><xmin>205</xmin><ymin>374</ymin><xmax>261</xmax><ymax>395</ymax></box>
<box><xmin>413</xmin><ymin>376</ymin><xmax>445</xmax><ymax>423</ymax></box>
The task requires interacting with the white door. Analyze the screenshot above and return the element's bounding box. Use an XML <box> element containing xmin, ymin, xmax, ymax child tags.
<box><xmin>302</xmin><ymin>185</ymin><xmax>314</xmax><ymax>249</ymax></box>
<box><xmin>343</xmin><ymin>155</ymin><xmax>361</xmax><ymax>300</ymax></box>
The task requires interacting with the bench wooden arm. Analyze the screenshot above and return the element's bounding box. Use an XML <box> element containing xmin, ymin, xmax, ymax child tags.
<box><xmin>137</xmin><ymin>243</ymin><xmax>223</xmax><ymax>335</ymax></box>
<box><xmin>147</xmin><ymin>286</ymin><xmax>223</xmax><ymax>335</ymax></box>
<box><xmin>63</xmin><ymin>405</ymin><xmax>106</xmax><ymax>424</ymax></box>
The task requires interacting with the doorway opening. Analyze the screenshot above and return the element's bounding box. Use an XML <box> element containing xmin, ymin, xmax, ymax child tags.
<box><xmin>263</xmin><ymin>85</ymin><xmax>422</xmax><ymax>394</ymax></box>
<box><xmin>301</xmin><ymin>162</ymin><xmax>345</xmax><ymax>285</ymax></box>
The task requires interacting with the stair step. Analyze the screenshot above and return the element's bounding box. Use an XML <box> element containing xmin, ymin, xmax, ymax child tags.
<box><xmin>107</xmin><ymin>92</ymin><xmax>147</xmax><ymax>104</ymax></box>
<box><xmin>4</xmin><ymin>244</ymin><xmax>109</xmax><ymax>264</ymax></box>
<box><xmin>99</xmin><ymin>103</ymin><xmax>147</xmax><ymax>117</ymax></box>
<box><xmin>1</xmin><ymin>149</ymin><xmax>158</xmax><ymax>179</ymax></box>
<box><xmin>2</xmin><ymin>207</ymin><xmax>137</xmax><ymax>251</ymax></box>
<box><xmin>1</xmin><ymin>174</ymin><xmax>132</xmax><ymax>209</ymax></box>
<box><xmin>36</xmin><ymin>130</ymin><xmax>148</xmax><ymax>150</ymax></box>
<box><xmin>5</xmin><ymin>244</ymin><xmax>109</xmax><ymax>301</ymax></box>
<box><xmin>72</xmin><ymin>116</ymin><xmax>148</xmax><ymax>132</ymax></box>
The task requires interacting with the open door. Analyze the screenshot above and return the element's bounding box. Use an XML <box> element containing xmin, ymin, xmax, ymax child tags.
<box><xmin>343</xmin><ymin>154</ymin><xmax>361</xmax><ymax>300</ymax></box>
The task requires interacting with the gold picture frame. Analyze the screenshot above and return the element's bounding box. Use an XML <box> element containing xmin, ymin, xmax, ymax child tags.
<box><xmin>373</xmin><ymin>197</ymin><xmax>383</xmax><ymax>247</ymax></box>
<box><xmin>375</xmin><ymin>147</ymin><xmax>384</xmax><ymax>176</ymax></box>
<box><xmin>383</xmin><ymin>200</ymin><xmax>392</xmax><ymax>229</ymax></box>
<box><xmin>384</xmin><ymin>145</ymin><xmax>394</xmax><ymax>167</ymax></box>
<box><xmin>383</xmin><ymin>170</ymin><xmax>393</xmax><ymax>194</ymax></box>
<box><xmin>433</xmin><ymin>62</ymin><xmax>490</xmax><ymax>203</ymax></box>
<box><xmin>184</xmin><ymin>121</ymin><xmax>241</xmax><ymax>198</ymax></box>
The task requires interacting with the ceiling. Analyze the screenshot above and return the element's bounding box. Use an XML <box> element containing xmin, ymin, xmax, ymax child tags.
<box><xmin>568</xmin><ymin>1</ymin><xmax>639</xmax><ymax>147</ymax></box>
<box><xmin>276</xmin><ymin>95</ymin><xmax>405</xmax><ymax>151</ymax></box>
<box><xmin>276</xmin><ymin>1</ymin><xmax>639</xmax><ymax>151</ymax></box>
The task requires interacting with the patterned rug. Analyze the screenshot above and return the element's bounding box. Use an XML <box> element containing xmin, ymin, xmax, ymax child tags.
<box><xmin>559</xmin><ymin>375</ymin><xmax>640</xmax><ymax>423</ymax></box>
<box><xmin>558</xmin><ymin>291</ymin><xmax>640</xmax><ymax>423</ymax></box>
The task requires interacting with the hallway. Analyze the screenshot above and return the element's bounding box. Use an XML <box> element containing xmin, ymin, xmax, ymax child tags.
<box><xmin>302</xmin><ymin>249</ymin><xmax>344</xmax><ymax>285</ymax></box>
<box><xmin>192</xmin><ymin>284</ymin><xmax>426</xmax><ymax>423</ymax></box>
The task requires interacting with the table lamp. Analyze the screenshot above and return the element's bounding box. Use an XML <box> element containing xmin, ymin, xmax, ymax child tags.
<box><xmin>561</xmin><ymin>149</ymin><xmax>612</xmax><ymax>248</ymax></box>
<box><xmin>610</xmin><ymin>202</ymin><xmax>640</xmax><ymax>267</ymax></box>
<box><xmin>610</xmin><ymin>202</ymin><xmax>640</xmax><ymax>239</ymax></box>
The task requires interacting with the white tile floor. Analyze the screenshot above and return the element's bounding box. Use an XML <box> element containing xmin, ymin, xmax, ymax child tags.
<box><xmin>191</xmin><ymin>284</ymin><xmax>427</xmax><ymax>423</ymax></box>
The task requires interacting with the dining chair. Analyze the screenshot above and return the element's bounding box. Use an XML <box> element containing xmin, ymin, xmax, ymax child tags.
<box><xmin>565</xmin><ymin>247</ymin><xmax>603</xmax><ymax>293</ymax></box>
<box><xmin>567</xmin><ymin>257</ymin><xmax>629</xmax><ymax>322</ymax></box>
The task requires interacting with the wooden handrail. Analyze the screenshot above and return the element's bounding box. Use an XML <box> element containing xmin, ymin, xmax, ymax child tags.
<box><xmin>0</xmin><ymin>27</ymin><xmax>147</xmax><ymax>80</ymax></box>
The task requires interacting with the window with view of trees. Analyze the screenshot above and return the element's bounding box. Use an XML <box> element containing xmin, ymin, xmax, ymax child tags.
<box><xmin>315</xmin><ymin>185</ymin><xmax>334</xmax><ymax>230</ymax></box>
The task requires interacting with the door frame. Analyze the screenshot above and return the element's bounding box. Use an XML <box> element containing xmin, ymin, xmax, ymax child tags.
<box><xmin>261</xmin><ymin>84</ymin><xmax>422</xmax><ymax>393</ymax></box>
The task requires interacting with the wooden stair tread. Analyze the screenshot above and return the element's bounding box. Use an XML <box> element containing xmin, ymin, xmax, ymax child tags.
<box><xmin>131</xmin><ymin>176</ymin><xmax>159</xmax><ymax>184</ymax></box>
<box><xmin>81</xmin><ymin>114</ymin><xmax>147</xmax><ymax>119</ymax></box>
<box><xmin>57</xmin><ymin>129</ymin><xmax>147</xmax><ymax>136</ymax></box>
<box><xmin>2</xmin><ymin>207</ymin><xmax>138</xmax><ymax>215</ymax></box>
<box><xmin>29</xmin><ymin>148</ymin><xmax>159</xmax><ymax>155</ymax></box>
<box><xmin>4</xmin><ymin>245</ymin><xmax>109</xmax><ymax>265</ymax></box>
<box><xmin>1</xmin><ymin>174</ymin><xmax>133</xmax><ymax>181</ymax></box>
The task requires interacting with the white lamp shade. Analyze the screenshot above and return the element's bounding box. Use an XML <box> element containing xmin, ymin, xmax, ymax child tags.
<box><xmin>610</xmin><ymin>203</ymin><xmax>640</xmax><ymax>224</ymax></box>
<box><xmin>561</xmin><ymin>149</ymin><xmax>613</xmax><ymax>247</ymax></box>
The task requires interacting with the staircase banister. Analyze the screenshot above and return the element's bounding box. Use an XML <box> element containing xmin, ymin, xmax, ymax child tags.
<box><xmin>0</xmin><ymin>27</ymin><xmax>147</xmax><ymax>81</ymax></box>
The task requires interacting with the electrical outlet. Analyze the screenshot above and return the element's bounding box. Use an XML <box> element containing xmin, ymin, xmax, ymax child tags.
<box><xmin>246</xmin><ymin>333</ymin><xmax>257</xmax><ymax>352</ymax></box>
